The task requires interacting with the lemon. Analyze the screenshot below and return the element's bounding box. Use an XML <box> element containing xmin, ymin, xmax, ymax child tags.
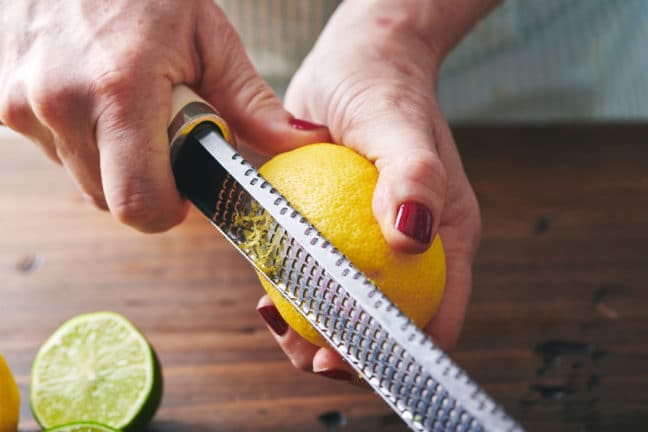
<box><xmin>257</xmin><ymin>143</ymin><xmax>446</xmax><ymax>346</ymax></box>
<box><xmin>0</xmin><ymin>353</ymin><xmax>20</xmax><ymax>432</ymax></box>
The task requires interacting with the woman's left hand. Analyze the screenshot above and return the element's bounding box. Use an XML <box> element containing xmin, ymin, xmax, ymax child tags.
<box><xmin>256</xmin><ymin>2</ymin><xmax>482</xmax><ymax>383</ymax></box>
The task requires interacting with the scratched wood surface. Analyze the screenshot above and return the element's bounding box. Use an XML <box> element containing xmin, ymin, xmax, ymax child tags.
<box><xmin>1</xmin><ymin>125</ymin><xmax>647</xmax><ymax>431</ymax></box>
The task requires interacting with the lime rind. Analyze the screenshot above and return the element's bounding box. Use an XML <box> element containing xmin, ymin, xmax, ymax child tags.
<box><xmin>31</xmin><ymin>312</ymin><xmax>161</xmax><ymax>432</ymax></box>
<box><xmin>44</xmin><ymin>420</ymin><xmax>121</xmax><ymax>431</ymax></box>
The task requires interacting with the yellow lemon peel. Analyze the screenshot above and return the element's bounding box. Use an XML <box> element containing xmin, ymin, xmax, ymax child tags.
<box><xmin>0</xmin><ymin>353</ymin><xmax>20</xmax><ymax>432</ymax></box>
<box><xmin>254</xmin><ymin>143</ymin><xmax>446</xmax><ymax>347</ymax></box>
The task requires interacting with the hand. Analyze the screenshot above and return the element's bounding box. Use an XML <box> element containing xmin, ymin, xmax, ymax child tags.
<box><xmin>256</xmin><ymin>2</ymin><xmax>481</xmax><ymax>382</ymax></box>
<box><xmin>0</xmin><ymin>0</ymin><xmax>330</xmax><ymax>232</ymax></box>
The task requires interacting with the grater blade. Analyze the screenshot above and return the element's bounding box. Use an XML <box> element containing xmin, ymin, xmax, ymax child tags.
<box><xmin>171</xmin><ymin>124</ymin><xmax>524</xmax><ymax>432</ymax></box>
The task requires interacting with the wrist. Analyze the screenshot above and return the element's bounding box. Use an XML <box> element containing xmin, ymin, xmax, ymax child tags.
<box><xmin>340</xmin><ymin>0</ymin><xmax>501</xmax><ymax>65</ymax></box>
<box><xmin>325</xmin><ymin>0</ymin><xmax>445</xmax><ymax>74</ymax></box>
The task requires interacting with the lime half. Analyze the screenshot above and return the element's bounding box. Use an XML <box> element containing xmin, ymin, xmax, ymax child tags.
<box><xmin>45</xmin><ymin>421</ymin><xmax>120</xmax><ymax>432</ymax></box>
<box><xmin>31</xmin><ymin>312</ymin><xmax>162</xmax><ymax>431</ymax></box>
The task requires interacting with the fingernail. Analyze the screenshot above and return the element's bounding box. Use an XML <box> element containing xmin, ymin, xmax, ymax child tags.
<box><xmin>257</xmin><ymin>305</ymin><xmax>289</xmax><ymax>336</ymax></box>
<box><xmin>394</xmin><ymin>202</ymin><xmax>432</xmax><ymax>244</ymax></box>
<box><xmin>315</xmin><ymin>369</ymin><xmax>353</xmax><ymax>381</ymax></box>
<box><xmin>289</xmin><ymin>117</ymin><xmax>327</xmax><ymax>131</ymax></box>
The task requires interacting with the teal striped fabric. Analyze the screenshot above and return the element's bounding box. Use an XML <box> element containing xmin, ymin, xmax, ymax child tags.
<box><xmin>438</xmin><ymin>0</ymin><xmax>648</xmax><ymax>121</ymax></box>
<box><xmin>217</xmin><ymin>0</ymin><xmax>648</xmax><ymax>121</ymax></box>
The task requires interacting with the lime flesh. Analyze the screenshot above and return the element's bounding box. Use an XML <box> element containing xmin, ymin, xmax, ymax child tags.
<box><xmin>31</xmin><ymin>312</ymin><xmax>162</xmax><ymax>431</ymax></box>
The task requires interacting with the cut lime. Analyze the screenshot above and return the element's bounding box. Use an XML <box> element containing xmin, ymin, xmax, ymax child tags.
<box><xmin>45</xmin><ymin>421</ymin><xmax>120</xmax><ymax>432</ymax></box>
<box><xmin>31</xmin><ymin>312</ymin><xmax>162</xmax><ymax>432</ymax></box>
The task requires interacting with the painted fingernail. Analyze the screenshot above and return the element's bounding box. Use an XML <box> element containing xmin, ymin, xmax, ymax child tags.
<box><xmin>394</xmin><ymin>202</ymin><xmax>432</xmax><ymax>244</ymax></box>
<box><xmin>257</xmin><ymin>305</ymin><xmax>289</xmax><ymax>336</ymax></box>
<box><xmin>289</xmin><ymin>117</ymin><xmax>327</xmax><ymax>131</ymax></box>
<box><xmin>315</xmin><ymin>369</ymin><xmax>353</xmax><ymax>381</ymax></box>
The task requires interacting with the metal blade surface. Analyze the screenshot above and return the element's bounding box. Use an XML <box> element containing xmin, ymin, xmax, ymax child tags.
<box><xmin>171</xmin><ymin>126</ymin><xmax>524</xmax><ymax>432</ymax></box>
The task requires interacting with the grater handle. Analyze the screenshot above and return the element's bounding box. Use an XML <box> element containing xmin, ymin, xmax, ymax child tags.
<box><xmin>169</xmin><ymin>85</ymin><xmax>208</xmax><ymax>122</ymax></box>
<box><xmin>167</xmin><ymin>85</ymin><xmax>234</xmax><ymax>159</ymax></box>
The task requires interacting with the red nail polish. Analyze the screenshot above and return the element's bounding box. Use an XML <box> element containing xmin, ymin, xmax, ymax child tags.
<box><xmin>394</xmin><ymin>202</ymin><xmax>432</xmax><ymax>244</ymax></box>
<box><xmin>289</xmin><ymin>117</ymin><xmax>327</xmax><ymax>131</ymax></box>
<box><xmin>315</xmin><ymin>369</ymin><xmax>352</xmax><ymax>381</ymax></box>
<box><xmin>257</xmin><ymin>305</ymin><xmax>289</xmax><ymax>336</ymax></box>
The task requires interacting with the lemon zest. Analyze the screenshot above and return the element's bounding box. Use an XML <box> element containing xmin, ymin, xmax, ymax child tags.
<box><xmin>233</xmin><ymin>203</ymin><xmax>283</xmax><ymax>278</ymax></box>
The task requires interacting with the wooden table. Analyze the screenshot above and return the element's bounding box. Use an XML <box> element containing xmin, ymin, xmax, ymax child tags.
<box><xmin>1</xmin><ymin>125</ymin><xmax>647</xmax><ymax>431</ymax></box>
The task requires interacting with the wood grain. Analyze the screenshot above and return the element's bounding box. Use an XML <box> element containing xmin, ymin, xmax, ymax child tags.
<box><xmin>1</xmin><ymin>125</ymin><xmax>647</xmax><ymax>431</ymax></box>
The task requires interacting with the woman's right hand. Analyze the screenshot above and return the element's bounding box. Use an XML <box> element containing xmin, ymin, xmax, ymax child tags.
<box><xmin>0</xmin><ymin>0</ymin><xmax>330</xmax><ymax>232</ymax></box>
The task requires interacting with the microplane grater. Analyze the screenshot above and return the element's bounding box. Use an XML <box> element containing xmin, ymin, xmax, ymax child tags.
<box><xmin>168</xmin><ymin>86</ymin><xmax>525</xmax><ymax>432</ymax></box>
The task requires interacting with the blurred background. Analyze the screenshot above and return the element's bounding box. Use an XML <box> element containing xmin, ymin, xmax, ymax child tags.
<box><xmin>218</xmin><ymin>0</ymin><xmax>648</xmax><ymax>121</ymax></box>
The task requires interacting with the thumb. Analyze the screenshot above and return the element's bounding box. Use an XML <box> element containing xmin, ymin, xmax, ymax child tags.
<box><xmin>348</xmin><ymin>119</ymin><xmax>446</xmax><ymax>254</ymax></box>
<box><xmin>194</xmin><ymin>5</ymin><xmax>330</xmax><ymax>155</ymax></box>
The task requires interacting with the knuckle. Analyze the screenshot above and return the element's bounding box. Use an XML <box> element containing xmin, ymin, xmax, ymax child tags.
<box><xmin>91</xmin><ymin>56</ymin><xmax>153</xmax><ymax>124</ymax></box>
<box><xmin>221</xmin><ymin>61</ymin><xmax>276</xmax><ymax>114</ymax></box>
<box><xmin>195</xmin><ymin>0</ymin><xmax>228</xmax><ymax>25</ymax></box>
<box><xmin>92</xmin><ymin>74</ymin><xmax>138</xmax><ymax>135</ymax></box>
<box><xmin>218</xmin><ymin>18</ymin><xmax>245</xmax><ymax>53</ymax></box>
<box><xmin>92</xmin><ymin>68</ymin><xmax>136</xmax><ymax>102</ymax></box>
<box><xmin>216</xmin><ymin>22</ymin><xmax>264</xmax><ymax>86</ymax></box>
<box><xmin>107</xmin><ymin>181</ymin><xmax>159</xmax><ymax>229</ymax></box>
<box><xmin>235</xmin><ymin>75</ymin><xmax>278</xmax><ymax>116</ymax></box>
<box><xmin>222</xmin><ymin>23</ymin><xmax>241</xmax><ymax>45</ymax></box>
<box><xmin>91</xmin><ymin>48</ymin><xmax>146</xmax><ymax>102</ymax></box>
<box><xmin>399</xmin><ymin>148</ymin><xmax>447</xmax><ymax>190</ymax></box>
<box><xmin>0</xmin><ymin>91</ymin><xmax>32</xmax><ymax>131</ymax></box>
<box><xmin>31</xmin><ymin>81</ymin><xmax>83</xmax><ymax>126</ymax></box>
